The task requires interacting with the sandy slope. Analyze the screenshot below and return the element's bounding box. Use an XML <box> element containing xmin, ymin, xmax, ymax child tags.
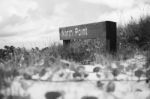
<box><xmin>0</xmin><ymin>54</ymin><xmax>149</xmax><ymax>99</ymax></box>
<box><xmin>1</xmin><ymin>79</ymin><xmax>149</xmax><ymax>99</ymax></box>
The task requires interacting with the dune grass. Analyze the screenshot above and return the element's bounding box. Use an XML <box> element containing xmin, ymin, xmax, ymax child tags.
<box><xmin>0</xmin><ymin>15</ymin><xmax>150</xmax><ymax>98</ymax></box>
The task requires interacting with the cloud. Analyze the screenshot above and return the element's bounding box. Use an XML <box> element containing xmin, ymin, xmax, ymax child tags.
<box><xmin>0</xmin><ymin>0</ymin><xmax>70</xmax><ymax>48</ymax></box>
<box><xmin>0</xmin><ymin>0</ymin><xmax>67</xmax><ymax>36</ymax></box>
<box><xmin>0</xmin><ymin>0</ymin><xmax>38</xmax><ymax>37</ymax></box>
<box><xmin>81</xmin><ymin>0</ymin><xmax>150</xmax><ymax>10</ymax></box>
<box><xmin>81</xmin><ymin>0</ymin><xmax>135</xmax><ymax>9</ymax></box>
<box><xmin>98</xmin><ymin>3</ymin><xmax>150</xmax><ymax>25</ymax></box>
<box><xmin>0</xmin><ymin>0</ymin><xmax>37</xmax><ymax>19</ymax></box>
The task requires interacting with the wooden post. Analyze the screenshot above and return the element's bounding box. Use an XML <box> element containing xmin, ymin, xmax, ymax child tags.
<box><xmin>63</xmin><ymin>40</ymin><xmax>71</xmax><ymax>48</ymax></box>
<box><xmin>106</xmin><ymin>21</ymin><xmax>117</xmax><ymax>54</ymax></box>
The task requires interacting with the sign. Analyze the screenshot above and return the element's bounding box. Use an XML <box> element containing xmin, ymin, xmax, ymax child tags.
<box><xmin>59</xmin><ymin>21</ymin><xmax>117</xmax><ymax>53</ymax></box>
<box><xmin>59</xmin><ymin>21</ymin><xmax>107</xmax><ymax>40</ymax></box>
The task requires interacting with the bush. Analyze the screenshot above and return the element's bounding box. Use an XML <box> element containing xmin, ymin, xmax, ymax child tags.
<box><xmin>93</xmin><ymin>67</ymin><xmax>101</xmax><ymax>73</ymax></box>
<box><xmin>118</xmin><ymin>16</ymin><xmax>150</xmax><ymax>51</ymax></box>
<box><xmin>0</xmin><ymin>68</ymin><xmax>18</xmax><ymax>89</ymax></box>
<box><xmin>106</xmin><ymin>81</ymin><xmax>115</xmax><ymax>92</ymax></box>
<box><xmin>112</xmin><ymin>68</ymin><xmax>120</xmax><ymax>80</ymax></box>
<box><xmin>134</xmin><ymin>69</ymin><xmax>143</xmax><ymax>81</ymax></box>
<box><xmin>146</xmin><ymin>69</ymin><xmax>150</xmax><ymax>79</ymax></box>
<box><xmin>60</xmin><ymin>41</ymin><xmax>92</xmax><ymax>62</ymax></box>
<box><xmin>96</xmin><ymin>80</ymin><xmax>104</xmax><ymax>88</ymax></box>
<box><xmin>82</xmin><ymin>96</ymin><xmax>98</xmax><ymax>99</ymax></box>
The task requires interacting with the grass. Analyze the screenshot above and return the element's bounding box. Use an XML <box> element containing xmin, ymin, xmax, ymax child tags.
<box><xmin>0</xmin><ymin>15</ymin><xmax>150</xmax><ymax>98</ymax></box>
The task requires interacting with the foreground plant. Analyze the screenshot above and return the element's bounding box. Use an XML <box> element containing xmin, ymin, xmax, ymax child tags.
<box><xmin>134</xmin><ymin>69</ymin><xmax>144</xmax><ymax>81</ymax></box>
<box><xmin>106</xmin><ymin>81</ymin><xmax>115</xmax><ymax>93</ymax></box>
<box><xmin>112</xmin><ymin>68</ymin><xmax>120</xmax><ymax>80</ymax></box>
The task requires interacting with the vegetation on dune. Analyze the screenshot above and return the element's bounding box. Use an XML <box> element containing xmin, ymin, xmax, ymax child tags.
<box><xmin>134</xmin><ymin>69</ymin><xmax>144</xmax><ymax>81</ymax></box>
<box><xmin>0</xmin><ymin>15</ymin><xmax>150</xmax><ymax>95</ymax></box>
<box><xmin>117</xmin><ymin>16</ymin><xmax>150</xmax><ymax>61</ymax></box>
<box><xmin>112</xmin><ymin>68</ymin><xmax>120</xmax><ymax>80</ymax></box>
<box><xmin>118</xmin><ymin>16</ymin><xmax>150</xmax><ymax>50</ymax></box>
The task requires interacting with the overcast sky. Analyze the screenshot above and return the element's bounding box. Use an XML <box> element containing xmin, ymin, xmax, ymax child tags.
<box><xmin>0</xmin><ymin>0</ymin><xmax>150</xmax><ymax>49</ymax></box>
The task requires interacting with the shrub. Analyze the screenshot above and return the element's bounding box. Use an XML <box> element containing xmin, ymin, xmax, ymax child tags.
<box><xmin>73</xmin><ymin>72</ymin><xmax>82</xmax><ymax>78</ymax></box>
<box><xmin>82</xmin><ymin>96</ymin><xmax>98</xmax><ymax>99</ymax></box>
<box><xmin>146</xmin><ymin>69</ymin><xmax>150</xmax><ymax>79</ymax></box>
<box><xmin>134</xmin><ymin>69</ymin><xmax>144</xmax><ymax>81</ymax></box>
<box><xmin>118</xmin><ymin>16</ymin><xmax>150</xmax><ymax>51</ymax></box>
<box><xmin>0</xmin><ymin>93</ymin><xmax>4</xmax><ymax>99</ymax></box>
<box><xmin>106</xmin><ymin>81</ymin><xmax>115</xmax><ymax>92</ymax></box>
<box><xmin>0</xmin><ymin>65</ymin><xmax>19</xmax><ymax>90</ymax></box>
<box><xmin>112</xmin><ymin>68</ymin><xmax>120</xmax><ymax>80</ymax></box>
<box><xmin>60</xmin><ymin>38</ymin><xmax>107</xmax><ymax>63</ymax></box>
<box><xmin>96</xmin><ymin>81</ymin><xmax>104</xmax><ymax>89</ymax></box>
<box><xmin>45</xmin><ymin>91</ymin><xmax>62</xmax><ymax>99</ymax></box>
<box><xmin>93</xmin><ymin>67</ymin><xmax>101</xmax><ymax>73</ymax></box>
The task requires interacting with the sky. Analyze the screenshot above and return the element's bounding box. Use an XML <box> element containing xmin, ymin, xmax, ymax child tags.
<box><xmin>0</xmin><ymin>0</ymin><xmax>150</xmax><ymax>49</ymax></box>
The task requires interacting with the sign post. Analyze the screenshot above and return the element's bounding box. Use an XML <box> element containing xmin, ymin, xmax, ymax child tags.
<box><xmin>59</xmin><ymin>21</ymin><xmax>117</xmax><ymax>53</ymax></box>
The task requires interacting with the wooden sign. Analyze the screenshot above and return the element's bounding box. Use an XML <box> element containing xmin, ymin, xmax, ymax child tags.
<box><xmin>59</xmin><ymin>21</ymin><xmax>117</xmax><ymax>53</ymax></box>
<box><xmin>59</xmin><ymin>22</ymin><xmax>106</xmax><ymax>40</ymax></box>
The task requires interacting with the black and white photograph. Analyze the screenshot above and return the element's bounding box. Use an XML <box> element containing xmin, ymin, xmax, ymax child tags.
<box><xmin>0</xmin><ymin>0</ymin><xmax>150</xmax><ymax>99</ymax></box>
